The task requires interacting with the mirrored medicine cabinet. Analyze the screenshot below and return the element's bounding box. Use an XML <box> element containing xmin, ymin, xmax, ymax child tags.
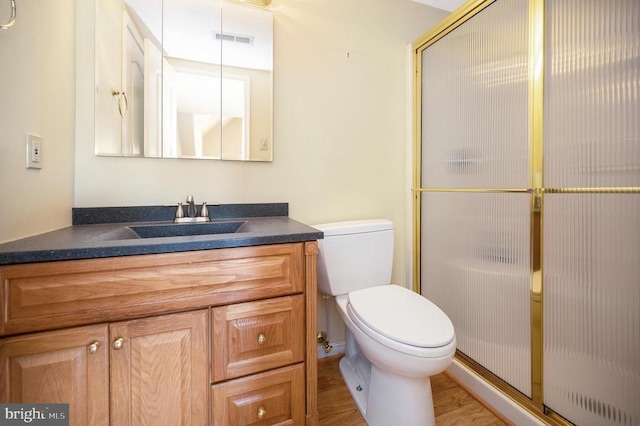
<box><xmin>95</xmin><ymin>0</ymin><xmax>273</xmax><ymax>161</ymax></box>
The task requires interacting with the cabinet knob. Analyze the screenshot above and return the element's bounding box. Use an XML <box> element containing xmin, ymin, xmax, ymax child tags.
<box><xmin>257</xmin><ymin>406</ymin><xmax>266</xmax><ymax>420</ymax></box>
<box><xmin>257</xmin><ymin>333</ymin><xmax>266</xmax><ymax>345</ymax></box>
<box><xmin>112</xmin><ymin>337</ymin><xmax>124</xmax><ymax>350</ymax></box>
<box><xmin>88</xmin><ymin>341</ymin><xmax>100</xmax><ymax>354</ymax></box>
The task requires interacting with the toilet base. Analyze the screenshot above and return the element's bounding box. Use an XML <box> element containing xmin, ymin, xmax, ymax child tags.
<box><xmin>339</xmin><ymin>355</ymin><xmax>369</xmax><ymax>416</ymax></box>
<box><xmin>339</xmin><ymin>354</ymin><xmax>436</xmax><ymax>426</ymax></box>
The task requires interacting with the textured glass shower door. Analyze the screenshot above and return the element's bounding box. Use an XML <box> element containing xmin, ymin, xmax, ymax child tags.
<box><xmin>544</xmin><ymin>195</ymin><xmax>640</xmax><ymax>425</ymax></box>
<box><xmin>543</xmin><ymin>0</ymin><xmax>640</xmax><ymax>424</ymax></box>
<box><xmin>421</xmin><ymin>192</ymin><xmax>532</xmax><ymax>396</ymax></box>
<box><xmin>418</xmin><ymin>0</ymin><xmax>533</xmax><ymax>398</ymax></box>
<box><xmin>416</xmin><ymin>0</ymin><xmax>640</xmax><ymax>424</ymax></box>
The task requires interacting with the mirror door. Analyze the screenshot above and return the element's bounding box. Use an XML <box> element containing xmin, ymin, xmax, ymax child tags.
<box><xmin>94</xmin><ymin>0</ymin><xmax>273</xmax><ymax>161</ymax></box>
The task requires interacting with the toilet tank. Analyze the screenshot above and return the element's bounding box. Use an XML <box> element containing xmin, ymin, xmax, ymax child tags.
<box><xmin>314</xmin><ymin>219</ymin><xmax>394</xmax><ymax>296</ymax></box>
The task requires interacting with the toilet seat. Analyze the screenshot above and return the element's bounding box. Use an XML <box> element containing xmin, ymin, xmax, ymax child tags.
<box><xmin>346</xmin><ymin>285</ymin><xmax>455</xmax><ymax>358</ymax></box>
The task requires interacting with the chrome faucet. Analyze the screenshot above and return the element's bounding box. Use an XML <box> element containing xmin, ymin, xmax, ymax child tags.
<box><xmin>186</xmin><ymin>195</ymin><xmax>197</xmax><ymax>218</ymax></box>
<box><xmin>174</xmin><ymin>195</ymin><xmax>211</xmax><ymax>223</ymax></box>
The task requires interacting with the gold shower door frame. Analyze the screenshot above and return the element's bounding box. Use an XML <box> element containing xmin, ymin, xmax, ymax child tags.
<box><xmin>413</xmin><ymin>0</ymin><xmax>639</xmax><ymax>424</ymax></box>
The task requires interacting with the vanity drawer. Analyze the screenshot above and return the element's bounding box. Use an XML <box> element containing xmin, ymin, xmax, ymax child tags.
<box><xmin>211</xmin><ymin>363</ymin><xmax>305</xmax><ymax>426</ymax></box>
<box><xmin>0</xmin><ymin>243</ymin><xmax>303</xmax><ymax>336</ymax></box>
<box><xmin>212</xmin><ymin>295</ymin><xmax>304</xmax><ymax>382</ymax></box>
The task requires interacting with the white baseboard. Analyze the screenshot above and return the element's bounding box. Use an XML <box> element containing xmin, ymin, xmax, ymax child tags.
<box><xmin>317</xmin><ymin>341</ymin><xmax>345</xmax><ymax>359</ymax></box>
<box><xmin>446</xmin><ymin>359</ymin><xmax>545</xmax><ymax>426</ymax></box>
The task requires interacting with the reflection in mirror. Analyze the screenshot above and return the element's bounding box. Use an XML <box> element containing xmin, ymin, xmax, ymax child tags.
<box><xmin>94</xmin><ymin>0</ymin><xmax>273</xmax><ymax>161</ymax></box>
<box><xmin>162</xmin><ymin>0</ymin><xmax>222</xmax><ymax>159</ymax></box>
<box><xmin>221</xmin><ymin>2</ymin><xmax>273</xmax><ymax>161</ymax></box>
<box><xmin>95</xmin><ymin>0</ymin><xmax>163</xmax><ymax>157</ymax></box>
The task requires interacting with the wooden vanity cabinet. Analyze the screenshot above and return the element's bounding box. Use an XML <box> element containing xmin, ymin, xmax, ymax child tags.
<box><xmin>0</xmin><ymin>241</ymin><xmax>319</xmax><ymax>426</ymax></box>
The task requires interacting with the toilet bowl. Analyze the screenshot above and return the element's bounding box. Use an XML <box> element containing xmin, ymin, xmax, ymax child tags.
<box><xmin>314</xmin><ymin>220</ymin><xmax>456</xmax><ymax>426</ymax></box>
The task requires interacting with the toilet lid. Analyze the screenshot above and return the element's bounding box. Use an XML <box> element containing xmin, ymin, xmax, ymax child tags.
<box><xmin>347</xmin><ymin>285</ymin><xmax>455</xmax><ymax>348</ymax></box>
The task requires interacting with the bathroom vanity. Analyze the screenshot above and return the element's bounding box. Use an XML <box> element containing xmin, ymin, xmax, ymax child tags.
<box><xmin>0</xmin><ymin>204</ymin><xmax>322</xmax><ymax>426</ymax></box>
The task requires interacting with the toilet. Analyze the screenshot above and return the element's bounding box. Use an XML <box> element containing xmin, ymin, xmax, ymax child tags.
<box><xmin>314</xmin><ymin>219</ymin><xmax>456</xmax><ymax>426</ymax></box>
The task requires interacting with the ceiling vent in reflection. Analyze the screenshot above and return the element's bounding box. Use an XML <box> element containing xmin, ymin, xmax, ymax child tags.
<box><xmin>214</xmin><ymin>32</ymin><xmax>254</xmax><ymax>45</ymax></box>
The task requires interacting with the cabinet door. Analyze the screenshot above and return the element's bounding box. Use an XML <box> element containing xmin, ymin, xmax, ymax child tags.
<box><xmin>0</xmin><ymin>324</ymin><xmax>109</xmax><ymax>426</ymax></box>
<box><xmin>212</xmin><ymin>295</ymin><xmax>304</xmax><ymax>382</ymax></box>
<box><xmin>212</xmin><ymin>363</ymin><xmax>305</xmax><ymax>426</ymax></box>
<box><xmin>109</xmin><ymin>310</ymin><xmax>209</xmax><ymax>426</ymax></box>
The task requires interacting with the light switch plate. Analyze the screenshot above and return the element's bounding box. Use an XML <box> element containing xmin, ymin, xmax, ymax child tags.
<box><xmin>26</xmin><ymin>133</ymin><xmax>42</xmax><ymax>169</ymax></box>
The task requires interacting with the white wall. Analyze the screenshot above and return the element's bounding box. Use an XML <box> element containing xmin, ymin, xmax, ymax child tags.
<box><xmin>0</xmin><ymin>0</ymin><xmax>76</xmax><ymax>244</ymax></box>
<box><xmin>75</xmin><ymin>0</ymin><xmax>446</xmax><ymax>281</ymax></box>
<box><xmin>2</xmin><ymin>0</ymin><xmax>447</xmax><ymax>340</ymax></box>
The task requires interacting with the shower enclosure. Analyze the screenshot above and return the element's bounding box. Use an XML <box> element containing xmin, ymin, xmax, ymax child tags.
<box><xmin>413</xmin><ymin>0</ymin><xmax>639</xmax><ymax>425</ymax></box>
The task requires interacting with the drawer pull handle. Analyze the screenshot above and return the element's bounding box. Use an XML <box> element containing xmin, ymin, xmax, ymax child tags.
<box><xmin>257</xmin><ymin>333</ymin><xmax>266</xmax><ymax>345</ymax></box>
<box><xmin>257</xmin><ymin>406</ymin><xmax>266</xmax><ymax>419</ymax></box>
<box><xmin>88</xmin><ymin>341</ymin><xmax>100</xmax><ymax>353</ymax></box>
<box><xmin>112</xmin><ymin>337</ymin><xmax>124</xmax><ymax>350</ymax></box>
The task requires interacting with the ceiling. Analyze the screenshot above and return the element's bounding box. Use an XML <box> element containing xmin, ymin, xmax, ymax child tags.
<box><xmin>410</xmin><ymin>0</ymin><xmax>468</xmax><ymax>12</ymax></box>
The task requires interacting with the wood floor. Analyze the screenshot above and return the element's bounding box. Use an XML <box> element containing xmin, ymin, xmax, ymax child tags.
<box><xmin>317</xmin><ymin>356</ymin><xmax>509</xmax><ymax>426</ymax></box>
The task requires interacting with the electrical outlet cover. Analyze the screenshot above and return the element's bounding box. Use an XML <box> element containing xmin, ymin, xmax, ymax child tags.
<box><xmin>26</xmin><ymin>133</ymin><xmax>42</xmax><ymax>169</ymax></box>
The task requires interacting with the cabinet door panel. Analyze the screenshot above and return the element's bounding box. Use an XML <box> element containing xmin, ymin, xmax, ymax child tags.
<box><xmin>0</xmin><ymin>324</ymin><xmax>109</xmax><ymax>426</ymax></box>
<box><xmin>212</xmin><ymin>295</ymin><xmax>304</xmax><ymax>382</ymax></box>
<box><xmin>110</xmin><ymin>310</ymin><xmax>209</xmax><ymax>426</ymax></box>
<box><xmin>211</xmin><ymin>363</ymin><xmax>305</xmax><ymax>426</ymax></box>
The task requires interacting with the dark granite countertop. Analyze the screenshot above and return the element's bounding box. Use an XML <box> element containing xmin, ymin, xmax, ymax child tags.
<box><xmin>0</xmin><ymin>203</ymin><xmax>323</xmax><ymax>266</ymax></box>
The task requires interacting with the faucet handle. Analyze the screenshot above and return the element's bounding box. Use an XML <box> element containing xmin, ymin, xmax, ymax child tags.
<box><xmin>175</xmin><ymin>202</ymin><xmax>184</xmax><ymax>219</ymax></box>
<box><xmin>200</xmin><ymin>202</ymin><xmax>209</xmax><ymax>218</ymax></box>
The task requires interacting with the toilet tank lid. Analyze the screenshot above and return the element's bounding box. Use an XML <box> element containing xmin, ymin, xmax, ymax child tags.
<box><xmin>312</xmin><ymin>219</ymin><xmax>393</xmax><ymax>236</ymax></box>
<box><xmin>348</xmin><ymin>285</ymin><xmax>455</xmax><ymax>348</ymax></box>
